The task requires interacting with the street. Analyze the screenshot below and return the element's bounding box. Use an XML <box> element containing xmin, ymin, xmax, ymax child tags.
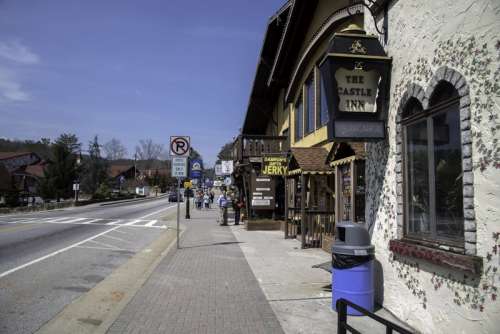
<box><xmin>0</xmin><ymin>197</ymin><xmax>177</xmax><ymax>334</ymax></box>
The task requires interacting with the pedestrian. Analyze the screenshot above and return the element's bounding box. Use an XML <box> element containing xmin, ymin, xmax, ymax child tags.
<box><xmin>196</xmin><ymin>191</ymin><xmax>203</xmax><ymax>210</ymax></box>
<box><xmin>203</xmin><ymin>193</ymin><xmax>210</xmax><ymax>209</ymax></box>
<box><xmin>209</xmin><ymin>191</ymin><xmax>214</xmax><ymax>204</ymax></box>
<box><xmin>232</xmin><ymin>196</ymin><xmax>243</xmax><ymax>225</ymax></box>
<box><xmin>217</xmin><ymin>192</ymin><xmax>228</xmax><ymax>225</ymax></box>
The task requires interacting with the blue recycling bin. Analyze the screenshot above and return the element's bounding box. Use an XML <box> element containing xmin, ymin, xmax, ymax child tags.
<box><xmin>331</xmin><ymin>222</ymin><xmax>375</xmax><ymax>316</ymax></box>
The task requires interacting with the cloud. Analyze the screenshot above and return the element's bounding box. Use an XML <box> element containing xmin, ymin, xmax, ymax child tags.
<box><xmin>0</xmin><ymin>68</ymin><xmax>30</xmax><ymax>102</ymax></box>
<box><xmin>0</xmin><ymin>40</ymin><xmax>40</xmax><ymax>64</ymax></box>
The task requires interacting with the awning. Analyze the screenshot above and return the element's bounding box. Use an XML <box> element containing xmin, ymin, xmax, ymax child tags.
<box><xmin>287</xmin><ymin>147</ymin><xmax>333</xmax><ymax>177</ymax></box>
<box><xmin>327</xmin><ymin>142</ymin><xmax>366</xmax><ymax>167</ymax></box>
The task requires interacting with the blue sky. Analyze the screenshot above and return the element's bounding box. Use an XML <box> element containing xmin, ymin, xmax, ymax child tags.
<box><xmin>0</xmin><ymin>0</ymin><xmax>285</xmax><ymax>166</ymax></box>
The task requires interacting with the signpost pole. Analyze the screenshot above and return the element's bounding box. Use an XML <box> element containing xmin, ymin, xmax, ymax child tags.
<box><xmin>177</xmin><ymin>177</ymin><xmax>181</xmax><ymax>249</ymax></box>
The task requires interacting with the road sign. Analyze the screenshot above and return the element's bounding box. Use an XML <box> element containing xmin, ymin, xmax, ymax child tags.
<box><xmin>221</xmin><ymin>161</ymin><xmax>233</xmax><ymax>175</ymax></box>
<box><xmin>215</xmin><ymin>164</ymin><xmax>223</xmax><ymax>176</ymax></box>
<box><xmin>170</xmin><ymin>136</ymin><xmax>190</xmax><ymax>157</ymax></box>
<box><xmin>184</xmin><ymin>180</ymin><xmax>192</xmax><ymax>189</ymax></box>
<box><xmin>224</xmin><ymin>177</ymin><xmax>232</xmax><ymax>186</ymax></box>
<box><xmin>171</xmin><ymin>157</ymin><xmax>188</xmax><ymax>178</ymax></box>
<box><xmin>72</xmin><ymin>183</ymin><xmax>79</xmax><ymax>191</ymax></box>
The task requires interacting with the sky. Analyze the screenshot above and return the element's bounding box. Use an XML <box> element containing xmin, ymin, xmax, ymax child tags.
<box><xmin>0</xmin><ymin>0</ymin><xmax>285</xmax><ymax>166</ymax></box>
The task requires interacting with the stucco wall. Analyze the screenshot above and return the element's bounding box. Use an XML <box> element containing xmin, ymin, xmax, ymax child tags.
<box><xmin>364</xmin><ymin>0</ymin><xmax>500</xmax><ymax>333</ymax></box>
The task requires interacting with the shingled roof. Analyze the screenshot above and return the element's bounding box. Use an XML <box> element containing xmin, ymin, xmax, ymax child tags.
<box><xmin>288</xmin><ymin>147</ymin><xmax>333</xmax><ymax>174</ymax></box>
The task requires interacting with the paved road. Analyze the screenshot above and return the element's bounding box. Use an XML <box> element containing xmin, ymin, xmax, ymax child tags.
<box><xmin>0</xmin><ymin>197</ymin><xmax>180</xmax><ymax>334</ymax></box>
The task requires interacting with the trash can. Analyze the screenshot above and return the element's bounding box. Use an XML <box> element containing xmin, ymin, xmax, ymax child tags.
<box><xmin>332</xmin><ymin>222</ymin><xmax>375</xmax><ymax>316</ymax></box>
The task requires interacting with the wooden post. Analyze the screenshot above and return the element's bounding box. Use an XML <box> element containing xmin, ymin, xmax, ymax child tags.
<box><xmin>300</xmin><ymin>173</ymin><xmax>307</xmax><ymax>249</ymax></box>
<box><xmin>284</xmin><ymin>175</ymin><xmax>289</xmax><ymax>239</ymax></box>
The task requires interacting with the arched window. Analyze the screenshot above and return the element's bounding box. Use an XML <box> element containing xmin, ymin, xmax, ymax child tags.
<box><xmin>403</xmin><ymin>82</ymin><xmax>463</xmax><ymax>246</ymax></box>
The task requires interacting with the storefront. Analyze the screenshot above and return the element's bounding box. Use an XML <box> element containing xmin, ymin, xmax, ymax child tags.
<box><xmin>285</xmin><ymin>147</ymin><xmax>334</xmax><ymax>250</ymax></box>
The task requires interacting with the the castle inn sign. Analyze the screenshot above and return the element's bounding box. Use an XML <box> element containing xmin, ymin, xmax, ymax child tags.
<box><xmin>319</xmin><ymin>32</ymin><xmax>392</xmax><ymax>141</ymax></box>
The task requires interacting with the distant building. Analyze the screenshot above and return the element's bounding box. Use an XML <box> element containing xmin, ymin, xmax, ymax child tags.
<box><xmin>0</xmin><ymin>152</ymin><xmax>45</xmax><ymax>202</ymax></box>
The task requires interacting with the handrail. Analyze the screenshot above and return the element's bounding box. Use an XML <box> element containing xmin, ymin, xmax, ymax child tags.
<box><xmin>336</xmin><ymin>299</ymin><xmax>414</xmax><ymax>334</ymax></box>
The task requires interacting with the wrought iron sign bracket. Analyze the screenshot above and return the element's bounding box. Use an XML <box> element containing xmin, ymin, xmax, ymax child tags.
<box><xmin>347</xmin><ymin>0</ymin><xmax>385</xmax><ymax>35</ymax></box>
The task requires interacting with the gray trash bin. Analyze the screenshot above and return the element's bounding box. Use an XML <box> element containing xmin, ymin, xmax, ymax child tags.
<box><xmin>331</xmin><ymin>222</ymin><xmax>375</xmax><ymax>315</ymax></box>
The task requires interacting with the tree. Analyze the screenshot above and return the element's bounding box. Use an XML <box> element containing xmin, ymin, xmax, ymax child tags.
<box><xmin>217</xmin><ymin>141</ymin><xmax>233</xmax><ymax>162</ymax></box>
<box><xmin>135</xmin><ymin>139</ymin><xmax>165</xmax><ymax>169</ymax></box>
<box><xmin>189</xmin><ymin>147</ymin><xmax>203</xmax><ymax>160</ymax></box>
<box><xmin>81</xmin><ymin>135</ymin><xmax>109</xmax><ymax>197</ymax></box>
<box><xmin>39</xmin><ymin>134</ymin><xmax>81</xmax><ymax>201</ymax></box>
<box><xmin>103</xmin><ymin>138</ymin><xmax>128</xmax><ymax>160</ymax></box>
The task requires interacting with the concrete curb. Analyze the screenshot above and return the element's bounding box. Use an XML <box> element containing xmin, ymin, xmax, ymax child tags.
<box><xmin>35</xmin><ymin>226</ymin><xmax>185</xmax><ymax>334</ymax></box>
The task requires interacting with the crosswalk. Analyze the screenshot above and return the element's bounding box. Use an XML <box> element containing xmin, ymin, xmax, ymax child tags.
<box><xmin>0</xmin><ymin>216</ymin><xmax>167</xmax><ymax>229</ymax></box>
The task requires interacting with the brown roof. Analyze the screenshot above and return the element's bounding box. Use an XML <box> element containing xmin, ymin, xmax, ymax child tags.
<box><xmin>109</xmin><ymin>165</ymin><xmax>135</xmax><ymax>178</ymax></box>
<box><xmin>289</xmin><ymin>147</ymin><xmax>332</xmax><ymax>172</ymax></box>
<box><xmin>0</xmin><ymin>152</ymin><xmax>34</xmax><ymax>160</ymax></box>
<box><xmin>24</xmin><ymin>162</ymin><xmax>46</xmax><ymax>178</ymax></box>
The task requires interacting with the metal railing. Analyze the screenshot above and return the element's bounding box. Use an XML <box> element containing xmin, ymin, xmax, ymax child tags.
<box><xmin>336</xmin><ymin>299</ymin><xmax>414</xmax><ymax>334</ymax></box>
<box><xmin>286</xmin><ymin>208</ymin><xmax>334</xmax><ymax>248</ymax></box>
<box><xmin>233</xmin><ymin>134</ymin><xmax>288</xmax><ymax>162</ymax></box>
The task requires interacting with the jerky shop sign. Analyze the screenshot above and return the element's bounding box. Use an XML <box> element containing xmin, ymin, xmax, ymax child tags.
<box><xmin>262</xmin><ymin>156</ymin><xmax>287</xmax><ymax>176</ymax></box>
<box><xmin>335</xmin><ymin>68</ymin><xmax>379</xmax><ymax>113</ymax></box>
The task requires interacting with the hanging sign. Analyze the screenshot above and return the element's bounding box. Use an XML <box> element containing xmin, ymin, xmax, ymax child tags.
<box><xmin>190</xmin><ymin>159</ymin><xmax>203</xmax><ymax>179</ymax></box>
<box><xmin>215</xmin><ymin>164</ymin><xmax>223</xmax><ymax>176</ymax></box>
<box><xmin>221</xmin><ymin>160</ymin><xmax>233</xmax><ymax>175</ymax></box>
<box><xmin>335</xmin><ymin>68</ymin><xmax>380</xmax><ymax>113</ymax></box>
<box><xmin>262</xmin><ymin>156</ymin><xmax>287</xmax><ymax>176</ymax></box>
<box><xmin>319</xmin><ymin>32</ymin><xmax>392</xmax><ymax>141</ymax></box>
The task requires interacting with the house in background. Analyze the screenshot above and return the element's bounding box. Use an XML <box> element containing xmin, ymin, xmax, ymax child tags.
<box><xmin>0</xmin><ymin>152</ymin><xmax>46</xmax><ymax>204</ymax></box>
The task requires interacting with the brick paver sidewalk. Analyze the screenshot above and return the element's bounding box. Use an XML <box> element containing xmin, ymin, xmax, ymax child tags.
<box><xmin>107</xmin><ymin>207</ymin><xmax>284</xmax><ymax>334</ymax></box>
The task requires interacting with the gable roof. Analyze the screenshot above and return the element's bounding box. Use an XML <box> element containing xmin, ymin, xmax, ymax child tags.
<box><xmin>0</xmin><ymin>152</ymin><xmax>35</xmax><ymax>160</ymax></box>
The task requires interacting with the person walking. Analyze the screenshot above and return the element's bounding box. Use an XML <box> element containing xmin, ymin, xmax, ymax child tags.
<box><xmin>217</xmin><ymin>192</ymin><xmax>228</xmax><ymax>225</ymax></box>
<box><xmin>209</xmin><ymin>191</ymin><xmax>214</xmax><ymax>204</ymax></box>
<box><xmin>232</xmin><ymin>196</ymin><xmax>242</xmax><ymax>225</ymax></box>
<box><xmin>203</xmin><ymin>192</ymin><xmax>210</xmax><ymax>209</ymax></box>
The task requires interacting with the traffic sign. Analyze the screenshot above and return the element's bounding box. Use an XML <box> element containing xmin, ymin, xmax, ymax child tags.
<box><xmin>171</xmin><ymin>157</ymin><xmax>188</xmax><ymax>177</ymax></box>
<box><xmin>215</xmin><ymin>164</ymin><xmax>223</xmax><ymax>176</ymax></box>
<box><xmin>170</xmin><ymin>136</ymin><xmax>191</xmax><ymax>157</ymax></box>
<box><xmin>221</xmin><ymin>160</ymin><xmax>233</xmax><ymax>175</ymax></box>
<box><xmin>224</xmin><ymin>177</ymin><xmax>232</xmax><ymax>186</ymax></box>
<box><xmin>184</xmin><ymin>180</ymin><xmax>192</xmax><ymax>189</ymax></box>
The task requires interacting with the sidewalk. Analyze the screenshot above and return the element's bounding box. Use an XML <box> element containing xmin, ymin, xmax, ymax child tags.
<box><xmin>230</xmin><ymin>225</ymin><xmax>412</xmax><ymax>334</ymax></box>
<box><xmin>106</xmin><ymin>207</ymin><xmax>284</xmax><ymax>334</ymax></box>
<box><xmin>107</xmin><ymin>207</ymin><xmax>411</xmax><ymax>334</ymax></box>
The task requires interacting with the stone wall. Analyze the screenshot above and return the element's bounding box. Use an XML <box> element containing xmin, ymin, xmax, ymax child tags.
<box><xmin>364</xmin><ymin>0</ymin><xmax>500</xmax><ymax>333</ymax></box>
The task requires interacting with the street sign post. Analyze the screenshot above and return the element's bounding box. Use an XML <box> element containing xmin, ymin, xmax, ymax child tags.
<box><xmin>170</xmin><ymin>136</ymin><xmax>190</xmax><ymax>249</ymax></box>
<box><xmin>170</xmin><ymin>136</ymin><xmax>191</xmax><ymax>157</ymax></box>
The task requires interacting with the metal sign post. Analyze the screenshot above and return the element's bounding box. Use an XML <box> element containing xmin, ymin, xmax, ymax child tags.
<box><xmin>177</xmin><ymin>177</ymin><xmax>181</xmax><ymax>249</ymax></box>
<box><xmin>170</xmin><ymin>136</ymin><xmax>190</xmax><ymax>250</ymax></box>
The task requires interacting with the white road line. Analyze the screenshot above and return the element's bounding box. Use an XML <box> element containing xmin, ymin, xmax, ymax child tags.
<box><xmin>44</xmin><ymin>217</ymin><xmax>72</xmax><ymax>223</ymax></box>
<box><xmin>80</xmin><ymin>218</ymin><xmax>102</xmax><ymax>225</ymax></box>
<box><xmin>105</xmin><ymin>220</ymin><xmax>121</xmax><ymax>225</ymax></box>
<box><xmin>100</xmin><ymin>234</ymin><xmax>132</xmax><ymax>243</ymax></box>
<box><xmin>75</xmin><ymin>245</ymin><xmax>129</xmax><ymax>252</ymax></box>
<box><xmin>86</xmin><ymin>239</ymin><xmax>123</xmax><ymax>250</ymax></box>
<box><xmin>55</xmin><ymin>217</ymin><xmax>88</xmax><ymax>224</ymax></box>
<box><xmin>138</xmin><ymin>204</ymin><xmax>177</xmax><ymax>219</ymax></box>
<box><xmin>122</xmin><ymin>219</ymin><xmax>140</xmax><ymax>226</ymax></box>
<box><xmin>0</xmin><ymin>225</ymin><xmax>121</xmax><ymax>279</ymax></box>
<box><xmin>144</xmin><ymin>220</ymin><xmax>157</xmax><ymax>227</ymax></box>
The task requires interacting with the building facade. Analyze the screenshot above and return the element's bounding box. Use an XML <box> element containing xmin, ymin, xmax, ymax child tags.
<box><xmin>235</xmin><ymin>1</ymin><xmax>499</xmax><ymax>332</ymax></box>
<box><xmin>363</xmin><ymin>0</ymin><xmax>500</xmax><ymax>332</ymax></box>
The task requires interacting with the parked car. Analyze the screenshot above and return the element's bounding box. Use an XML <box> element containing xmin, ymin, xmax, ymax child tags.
<box><xmin>168</xmin><ymin>191</ymin><xmax>183</xmax><ymax>202</ymax></box>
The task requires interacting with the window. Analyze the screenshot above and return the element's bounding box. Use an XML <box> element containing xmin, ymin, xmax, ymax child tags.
<box><xmin>318</xmin><ymin>70</ymin><xmax>329</xmax><ymax>127</ymax></box>
<box><xmin>305</xmin><ymin>74</ymin><xmax>315</xmax><ymax>134</ymax></box>
<box><xmin>403</xmin><ymin>82</ymin><xmax>463</xmax><ymax>246</ymax></box>
<box><xmin>294</xmin><ymin>94</ymin><xmax>303</xmax><ymax>142</ymax></box>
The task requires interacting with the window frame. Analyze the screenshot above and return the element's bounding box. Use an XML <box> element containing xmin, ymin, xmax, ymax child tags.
<box><xmin>294</xmin><ymin>93</ymin><xmax>304</xmax><ymax>142</ymax></box>
<box><xmin>304</xmin><ymin>73</ymin><xmax>315</xmax><ymax>135</ymax></box>
<box><xmin>402</xmin><ymin>95</ymin><xmax>464</xmax><ymax>249</ymax></box>
<box><xmin>317</xmin><ymin>66</ymin><xmax>329</xmax><ymax>129</ymax></box>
